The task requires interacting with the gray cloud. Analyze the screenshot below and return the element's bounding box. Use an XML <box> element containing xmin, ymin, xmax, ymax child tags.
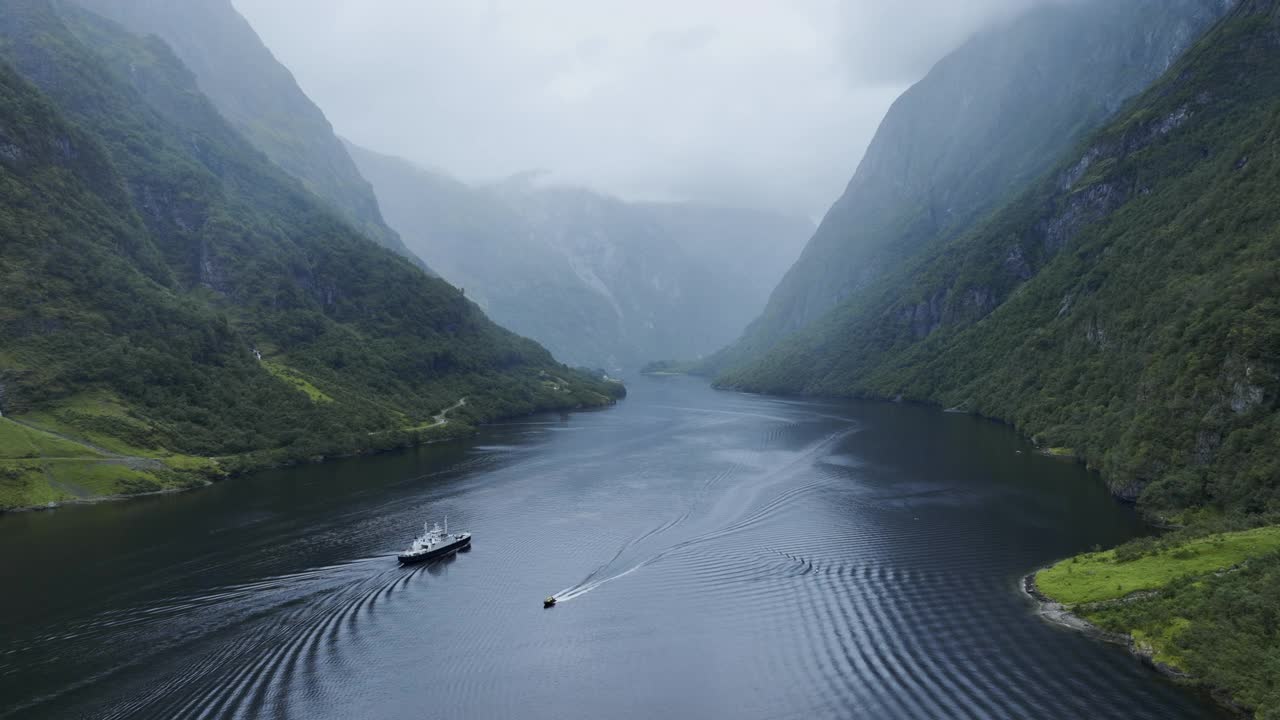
<box><xmin>835</xmin><ymin>0</ymin><xmax>1057</xmax><ymax>86</ymax></box>
<box><xmin>232</xmin><ymin>0</ymin><xmax>1063</xmax><ymax>219</ymax></box>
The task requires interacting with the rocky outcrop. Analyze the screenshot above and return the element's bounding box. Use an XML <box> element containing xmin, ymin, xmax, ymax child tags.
<box><xmin>1227</xmin><ymin>361</ymin><xmax>1266</xmax><ymax>415</ymax></box>
<box><xmin>717</xmin><ymin>0</ymin><xmax>1280</xmax><ymax>521</ymax></box>
<box><xmin>1004</xmin><ymin>246</ymin><xmax>1033</xmax><ymax>282</ymax></box>
<box><xmin>710</xmin><ymin>0</ymin><xmax>1231</xmax><ymax>375</ymax></box>
<box><xmin>1040</xmin><ymin>182</ymin><xmax>1128</xmax><ymax>254</ymax></box>
<box><xmin>839</xmin><ymin>28</ymin><xmax>1217</xmax><ymax>354</ymax></box>
<box><xmin>1022</xmin><ymin>572</ymin><xmax>1190</xmax><ymax>679</ymax></box>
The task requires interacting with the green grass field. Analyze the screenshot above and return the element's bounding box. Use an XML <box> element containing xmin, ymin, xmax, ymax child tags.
<box><xmin>1038</xmin><ymin>528</ymin><xmax>1280</xmax><ymax>715</ymax></box>
<box><xmin>262</xmin><ymin>360</ymin><xmax>333</xmax><ymax>403</ymax></box>
<box><xmin>19</xmin><ymin>393</ymin><xmax>220</xmax><ymax>466</ymax></box>
<box><xmin>42</xmin><ymin>459</ymin><xmax>162</xmax><ymax>496</ymax></box>
<box><xmin>0</xmin><ymin>463</ymin><xmax>65</xmax><ymax>509</ymax></box>
<box><xmin>0</xmin><ymin>417</ymin><xmax>106</xmax><ymax>459</ymax></box>
<box><xmin>19</xmin><ymin>391</ymin><xmax>163</xmax><ymax>457</ymax></box>
<box><xmin>1038</xmin><ymin>526</ymin><xmax>1280</xmax><ymax>605</ymax></box>
<box><xmin>0</xmin><ymin>399</ymin><xmax>220</xmax><ymax>510</ymax></box>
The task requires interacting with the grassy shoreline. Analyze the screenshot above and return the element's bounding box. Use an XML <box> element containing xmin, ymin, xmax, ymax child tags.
<box><xmin>0</xmin><ymin>391</ymin><xmax>619</xmax><ymax>513</ymax></box>
<box><xmin>1030</xmin><ymin>526</ymin><xmax>1280</xmax><ymax>717</ymax></box>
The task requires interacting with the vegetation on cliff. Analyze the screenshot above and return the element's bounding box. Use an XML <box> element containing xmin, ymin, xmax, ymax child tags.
<box><xmin>718</xmin><ymin>5</ymin><xmax>1280</xmax><ymax>712</ymax></box>
<box><xmin>70</xmin><ymin>0</ymin><xmax>425</xmax><ymax>268</ymax></box>
<box><xmin>1037</xmin><ymin>527</ymin><xmax>1280</xmax><ymax>716</ymax></box>
<box><xmin>720</xmin><ymin>1</ymin><xmax>1280</xmax><ymax>521</ymax></box>
<box><xmin>0</xmin><ymin>0</ymin><xmax>621</xmax><ymax>509</ymax></box>
<box><xmin>704</xmin><ymin>0</ymin><xmax>1227</xmax><ymax>376</ymax></box>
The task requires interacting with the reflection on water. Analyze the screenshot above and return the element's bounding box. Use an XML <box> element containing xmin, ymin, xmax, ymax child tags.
<box><xmin>0</xmin><ymin>377</ymin><xmax>1226</xmax><ymax>719</ymax></box>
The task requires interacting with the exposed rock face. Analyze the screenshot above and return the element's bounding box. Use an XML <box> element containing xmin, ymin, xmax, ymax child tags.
<box><xmin>1004</xmin><ymin>247</ymin><xmax>1033</xmax><ymax>282</ymax></box>
<box><xmin>1040</xmin><ymin>183</ymin><xmax>1128</xmax><ymax>254</ymax></box>
<box><xmin>740</xmin><ymin>0</ymin><xmax>1228</xmax><ymax>358</ymax></box>
<box><xmin>710</xmin><ymin>0</ymin><xmax>1229</xmax><ymax>374</ymax></box>
<box><xmin>1224</xmin><ymin>360</ymin><xmax>1267</xmax><ymax>415</ymax></box>
<box><xmin>1084</xmin><ymin>317</ymin><xmax>1108</xmax><ymax>348</ymax></box>
<box><xmin>900</xmin><ymin>292</ymin><xmax>945</xmax><ymax>341</ymax></box>
<box><xmin>197</xmin><ymin>239</ymin><xmax>229</xmax><ymax>294</ymax></box>
<box><xmin>719</xmin><ymin>0</ymin><xmax>1280</xmax><ymax>516</ymax></box>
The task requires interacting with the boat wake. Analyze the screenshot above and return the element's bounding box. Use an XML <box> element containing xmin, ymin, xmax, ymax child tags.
<box><xmin>41</xmin><ymin>556</ymin><xmax>449</xmax><ymax>720</ymax></box>
<box><xmin>550</xmin><ymin>429</ymin><xmax>855</xmax><ymax>604</ymax></box>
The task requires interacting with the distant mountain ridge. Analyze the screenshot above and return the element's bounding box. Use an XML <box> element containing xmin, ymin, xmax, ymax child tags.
<box><xmin>70</xmin><ymin>0</ymin><xmax>427</xmax><ymax>270</ymax></box>
<box><xmin>706</xmin><ymin>0</ymin><xmax>1230</xmax><ymax>374</ymax></box>
<box><xmin>347</xmin><ymin>142</ymin><xmax>814</xmax><ymax>371</ymax></box>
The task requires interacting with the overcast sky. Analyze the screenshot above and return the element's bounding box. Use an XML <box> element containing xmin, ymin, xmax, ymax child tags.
<box><xmin>232</xmin><ymin>0</ymin><xmax>1053</xmax><ymax>219</ymax></box>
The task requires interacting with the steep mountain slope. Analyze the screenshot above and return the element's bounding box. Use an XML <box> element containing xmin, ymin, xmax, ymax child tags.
<box><xmin>0</xmin><ymin>0</ymin><xmax>620</xmax><ymax>508</ymax></box>
<box><xmin>69</xmin><ymin>0</ymin><xmax>425</xmax><ymax>269</ymax></box>
<box><xmin>639</xmin><ymin>202</ymin><xmax>816</xmax><ymax>322</ymax></box>
<box><xmin>347</xmin><ymin>142</ymin><xmax>813</xmax><ymax>370</ymax></box>
<box><xmin>724</xmin><ymin>1</ymin><xmax>1280</xmax><ymax>518</ymax></box>
<box><xmin>709</xmin><ymin>0</ymin><xmax>1229</xmax><ymax>373</ymax></box>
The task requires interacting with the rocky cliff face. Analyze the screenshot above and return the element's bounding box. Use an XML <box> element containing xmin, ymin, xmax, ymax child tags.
<box><xmin>709</xmin><ymin>0</ymin><xmax>1230</xmax><ymax>374</ymax></box>
<box><xmin>347</xmin><ymin>143</ymin><xmax>813</xmax><ymax>371</ymax></box>
<box><xmin>71</xmin><ymin>0</ymin><xmax>425</xmax><ymax>270</ymax></box>
<box><xmin>722</xmin><ymin>0</ymin><xmax>1280</xmax><ymax>516</ymax></box>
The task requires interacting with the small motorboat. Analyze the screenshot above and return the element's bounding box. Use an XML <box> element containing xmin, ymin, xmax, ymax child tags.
<box><xmin>543</xmin><ymin>596</ymin><xmax>557</xmax><ymax>608</ymax></box>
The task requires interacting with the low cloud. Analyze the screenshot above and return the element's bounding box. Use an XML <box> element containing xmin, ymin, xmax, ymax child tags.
<box><xmin>233</xmin><ymin>0</ymin><xmax>1066</xmax><ymax>218</ymax></box>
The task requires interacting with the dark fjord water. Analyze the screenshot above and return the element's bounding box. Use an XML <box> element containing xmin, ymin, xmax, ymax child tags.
<box><xmin>0</xmin><ymin>377</ymin><xmax>1226</xmax><ymax>719</ymax></box>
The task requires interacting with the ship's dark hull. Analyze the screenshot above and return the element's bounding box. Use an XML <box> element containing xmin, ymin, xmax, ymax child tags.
<box><xmin>398</xmin><ymin>536</ymin><xmax>471</xmax><ymax>564</ymax></box>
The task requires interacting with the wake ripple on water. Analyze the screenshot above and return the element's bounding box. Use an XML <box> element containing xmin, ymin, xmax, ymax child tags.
<box><xmin>0</xmin><ymin>379</ymin><xmax>1228</xmax><ymax>720</ymax></box>
<box><xmin>550</xmin><ymin>429</ymin><xmax>856</xmax><ymax>604</ymax></box>
<box><xmin>4</xmin><ymin>555</ymin><xmax>452</xmax><ymax>720</ymax></box>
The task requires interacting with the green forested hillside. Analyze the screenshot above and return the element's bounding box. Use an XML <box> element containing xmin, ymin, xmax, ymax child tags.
<box><xmin>69</xmin><ymin>0</ymin><xmax>425</xmax><ymax>269</ymax></box>
<box><xmin>704</xmin><ymin>0</ymin><xmax>1227</xmax><ymax>375</ymax></box>
<box><xmin>722</xmin><ymin>2</ymin><xmax>1280</xmax><ymax>519</ymax></box>
<box><xmin>0</xmin><ymin>0</ymin><xmax>621</xmax><ymax>509</ymax></box>
<box><xmin>720</xmin><ymin>6</ymin><xmax>1280</xmax><ymax>711</ymax></box>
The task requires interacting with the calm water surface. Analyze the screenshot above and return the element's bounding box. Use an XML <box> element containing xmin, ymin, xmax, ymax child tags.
<box><xmin>0</xmin><ymin>377</ymin><xmax>1227</xmax><ymax>719</ymax></box>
